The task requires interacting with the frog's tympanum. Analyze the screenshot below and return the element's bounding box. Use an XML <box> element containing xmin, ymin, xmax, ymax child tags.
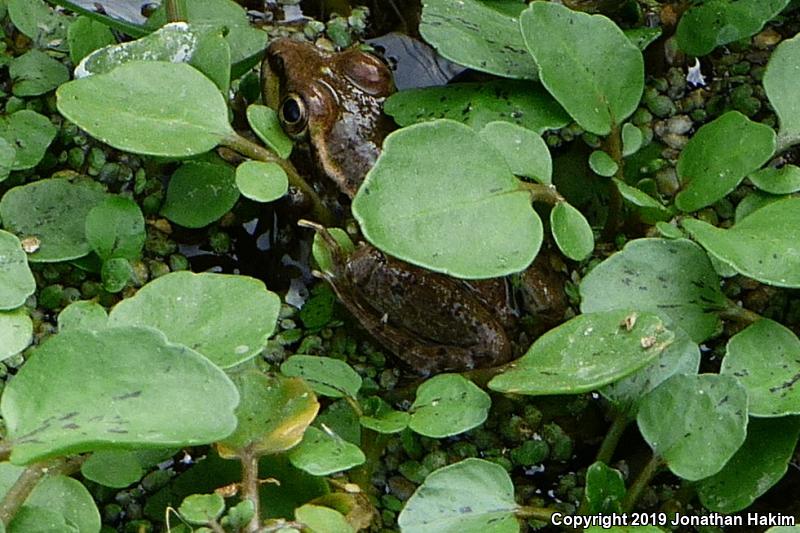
<box><xmin>263</xmin><ymin>38</ymin><xmax>568</xmax><ymax>375</ymax></box>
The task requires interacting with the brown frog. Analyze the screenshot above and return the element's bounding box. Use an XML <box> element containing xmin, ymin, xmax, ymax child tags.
<box><xmin>262</xmin><ymin>38</ymin><xmax>568</xmax><ymax>375</ymax></box>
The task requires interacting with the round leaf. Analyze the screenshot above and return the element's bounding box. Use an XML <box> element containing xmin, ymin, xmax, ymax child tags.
<box><xmin>280</xmin><ymin>355</ymin><xmax>362</xmax><ymax>399</ymax></box>
<box><xmin>246</xmin><ymin>105</ymin><xmax>293</xmax><ymax>159</ymax></box>
<box><xmin>0</xmin><ymin>139</ymin><xmax>14</xmax><ymax>182</ymax></box>
<box><xmin>697</xmin><ymin>417</ymin><xmax>800</xmax><ymax>513</ymax></box>
<box><xmin>550</xmin><ymin>201</ymin><xmax>594</xmax><ymax>261</ymax></box>
<box><xmin>359</xmin><ymin>398</ymin><xmax>410</xmax><ymax>434</ymax></box>
<box><xmin>101</xmin><ymin>257</ymin><xmax>133</xmax><ymax>293</ymax></box>
<box><xmin>722</xmin><ymin>319</ymin><xmax>800</xmax><ymax>416</ymax></box>
<box><xmin>0</xmin><ymin>230</ymin><xmax>36</xmax><ymax>310</ymax></box>
<box><xmin>67</xmin><ymin>16</ymin><xmax>115</xmax><ymax>64</ymax></box>
<box><xmin>621</xmin><ymin>123</ymin><xmax>643</xmax><ymax>156</ymax></box>
<box><xmin>766</xmin><ymin>34</ymin><xmax>800</xmax><ymax>150</ymax></box>
<box><xmin>749</xmin><ymin>165</ymin><xmax>800</xmax><ymax>195</ymax></box>
<box><xmin>85</xmin><ymin>196</ymin><xmax>145</xmax><ymax>261</ymax></box>
<box><xmin>288</xmin><ymin>426</ymin><xmax>365</xmax><ymax>476</ymax></box>
<box><xmin>409</xmin><ymin>374</ymin><xmax>490</xmax><ymax>438</ymax></box>
<box><xmin>489</xmin><ymin>310</ymin><xmax>673</xmax><ymax>395</ymax></box>
<box><xmin>398</xmin><ymin>458</ymin><xmax>518</xmax><ymax>533</ymax></box>
<box><xmin>57</xmin><ymin>301</ymin><xmax>108</xmax><ymax>332</ymax></box>
<box><xmin>521</xmin><ymin>3</ymin><xmax>644</xmax><ymax>135</ymax></box>
<box><xmin>295</xmin><ymin>505</ymin><xmax>354</xmax><ymax>533</ymax></box>
<box><xmin>637</xmin><ymin>374</ymin><xmax>749</xmax><ymax>481</ymax></box>
<box><xmin>160</xmin><ymin>161</ymin><xmax>239</xmax><ymax>229</ymax></box>
<box><xmin>682</xmin><ymin>198</ymin><xmax>800</xmax><ymax>288</ymax></box>
<box><xmin>583</xmin><ymin>462</ymin><xmax>625</xmax><ymax>514</ymax></box>
<box><xmin>57</xmin><ymin>61</ymin><xmax>234</xmax><ymax>157</ymax></box>
<box><xmin>353</xmin><ymin>120</ymin><xmax>542</xmax><ymax>279</ymax></box>
<box><xmin>81</xmin><ymin>450</ymin><xmax>145</xmax><ymax>488</ymax></box>
<box><xmin>579</xmin><ymin>238</ymin><xmax>726</xmax><ymax>343</ymax></box>
<box><xmin>420</xmin><ymin>0</ymin><xmax>537</xmax><ymax>80</ymax></box>
<box><xmin>614</xmin><ymin>179</ymin><xmax>672</xmax><ymax>224</ymax></box>
<box><xmin>235</xmin><ymin>161</ymin><xmax>288</xmax><ymax>203</ymax></box>
<box><xmin>0</xmin><ymin>309</ymin><xmax>32</xmax><ymax>361</ymax></box>
<box><xmin>675</xmin><ymin>111</ymin><xmax>775</xmax><ymax>212</ymax></box>
<box><xmin>179</xmin><ymin>493</ymin><xmax>225</xmax><ymax>525</ymax></box>
<box><xmin>588</xmin><ymin>150</ymin><xmax>618</xmax><ymax>177</ymax></box>
<box><xmin>479</xmin><ymin>121</ymin><xmax>551</xmax><ymax>184</ymax></box>
<box><xmin>108</xmin><ymin>271</ymin><xmax>280</xmax><ymax>368</ymax></box>
<box><xmin>10</xmin><ymin>50</ymin><xmax>69</xmax><ymax>97</ymax></box>
<box><xmin>0</xmin><ymin>110</ymin><xmax>57</xmax><ymax>171</ymax></box>
<box><xmin>0</xmin><ymin>178</ymin><xmax>109</xmax><ymax>262</ymax></box>
<box><xmin>1</xmin><ymin>326</ymin><xmax>239</xmax><ymax>464</ymax></box>
<box><xmin>23</xmin><ymin>475</ymin><xmax>100</xmax><ymax>533</ymax></box>
<box><xmin>217</xmin><ymin>371</ymin><xmax>319</xmax><ymax>458</ymax></box>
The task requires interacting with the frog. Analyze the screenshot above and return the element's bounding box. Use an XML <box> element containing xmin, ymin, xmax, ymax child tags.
<box><xmin>262</xmin><ymin>37</ymin><xmax>568</xmax><ymax>375</ymax></box>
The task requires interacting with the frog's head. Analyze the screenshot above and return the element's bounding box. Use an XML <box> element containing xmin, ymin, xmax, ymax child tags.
<box><xmin>262</xmin><ymin>38</ymin><xmax>395</xmax><ymax>198</ymax></box>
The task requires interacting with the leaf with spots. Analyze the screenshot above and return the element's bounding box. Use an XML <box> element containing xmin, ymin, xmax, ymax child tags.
<box><xmin>408</xmin><ymin>374</ymin><xmax>490</xmax><ymax>438</ymax></box>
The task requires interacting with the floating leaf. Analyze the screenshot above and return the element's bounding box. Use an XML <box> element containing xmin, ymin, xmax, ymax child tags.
<box><xmin>749</xmin><ymin>165</ymin><xmax>800</xmax><ymax>195</ymax></box>
<box><xmin>697</xmin><ymin>417</ymin><xmax>800</xmax><ymax>513</ymax></box>
<box><xmin>217</xmin><ymin>372</ymin><xmax>319</xmax><ymax>459</ymax></box>
<box><xmin>353</xmin><ymin>120</ymin><xmax>542</xmax><ymax>279</ymax></box>
<box><xmin>16</xmin><ymin>475</ymin><xmax>100</xmax><ymax>533</ymax></box>
<box><xmin>235</xmin><ymin>161</ymin><xmax>288</xmax><ymax>203</ymax></box>
<box><xmin>722</xmin><ymin>319</ymin><xmax>800</xmax><ymax>416</ymax></box>
<box><xmin>67</xmin><ymin>16</ymin><xmax>116</xmax><ymax>64</ymax></box>
<box><xmin>409</xmin><ymin>374</ymin><xmax>490</xmax><ymax>438</ymax></box>
<box><xmin>625</xmin><ymin>27</ymin><xmax>662</xmax><ymax>51</ymax></box>
<box><xmin>0</xmin><ymin>110</ymin><xmax>57</xmax><ymax>170</ymax></box>
<box><xmin>520</xmin><ymin>2</ymin><xmax>643</xmax><ymax>135</ymax></box>
<box><xmin>675</xmin><ymin>111</ymin><xmax>775</xmax><ymax>212</ymax></box>
<box><xmin>766</xmin><ymin>34</ymin><xmax>800</xmax><ymax>150</ymax></box>
<box><xmin>589</xmin><ymin>151</ymin><xmax>618</xmax><ymax>177</ymax></box>
<box><xmin>246</xmin><ymin>105</ymin><xmax>293</xmax><ymax>159</ymax></box>
<box><xmin>622</xmin><ymin>123</ymin><xmax>643</xmax><ymax>156</ymax></box>
<box><xmin>10</xmin><ymin>50</ymin><xmax>70</xmax><ymax>97</ymax></box>
<box><xmin>7</xmin><ymin>0</ymin><xmax>69</xmax><ymax>50</ymax></box>
<box><xmin>0</xmin><ymin>178</ymin><xmax>108</xmax><ymax>263</ymax></box>
<box><xmin>0</xmin><ymin>309</ymin><xmax>32</xmax><ymax>361</ymax></box>
<box><xmin>359</xmin><ymin>398</ymin><xmax>410</xmax><ymax>434</ymax></box>
<box><xmin>0</xmin><ymin>230</ymin><xmax>36</xmax><ymax>310</ymax></box>
<box><xmin>0</xmin><ymin>139</ymin><xmax>14</xmax><ymax>182</ymax></box>
<box><xmin>295</xmin><ymin>505</ymin><xmax>354</xmax><ymax>533</ymax></box>
<box><xmin>676</xmin><ymin>0</ymin><xmax>790</xmax><ymax>57</ymax></box>
<box><xmin>81</xmin><ymin>450</ymin><xmax>146</xmax><ymax>488</ymax></box>
<box><xmin>398</xmin><ymin>458</ymin><xmax>518</xmax><ymax>533</ymax></box>
<box><xmin>614</xmin><ymin>180</ymin><xmax>672</xmax><ymax>224</ymax></box>
<box><xmin>384</xmin><ymin>81</ymin><xmax>569</xmax><ymax>134</ymax></box>
<box><xmin>280</xmin><ymin>355</ymin><xmax>362</xmax><ymax>399</ymax></box>
<box><xmin>682</xmin><ymin>198</ymin><xmax>800</xmax><ymax>288</ymax></box>
<box><xmin>179</xmin><ymin>493</ymin><xmax>225</xmax><ymax>525</ymax></box>
<box><xmin>85</xmin><ymin>196</ymin><xmax>145</xmax><ymax>261</ymax></box>
<box><xmin>109</xmin><ymin>271</ymin><xmax>280</xmax><ymax>368</ymax></box>
<box><xmin>57</xmin><ymin>61</ymin><xmax>234</xmax><ymax>157</ymax></box>
<box><xmin>289</xmin><ymin>426</ymin><xmax>365</xmax><ymax>476</ymax></box>
<box><xmin>579</xmin><ymin>238</ymin><xmax>726</xmax><ymax>343</ymax></box>
<box><xmin>312</xmin><ymin>228</ymin><xmax>356</xmax><ymax>278</ymax></box>
<box><xmin>489</xmin><ymin>310</ymin><xmax>673</xmax><ymax>396</ymax></box>
<box><xmin>160</xmin><ymin>161</ymin><xmax>239</xmax><ymax>228</ymax></box>
<box><xmin>583</xmin><ymin>462</ymin><xmax>625</xmax><ymax>514</ymax></box>
<box><xmin>550</xmin><ymin>201</ymin><xmax>594</xmax><ymax>261</ymax></box>
<box><xmin>2</xmin><ymin>326</ymin><xmax>239</xmax><ymax>464</ymax></box>
<box><xmin>479</xmin><ymin>121</ymin><xmax>551</xmax><ymax>184</ymax></box>
<box><xmin>419</xmin><ymin>0</ymin><xmax>537</xmax><ymax>80</ymax></box>
<box><xmin>637</xmin><ymin>374</ymin><xmax>748</xmax><ymax>481</ymax></box>
<box><xmin>101</xmin><ymin>257</ymin><xmax>133</xmax><ymax>293</ymax></box>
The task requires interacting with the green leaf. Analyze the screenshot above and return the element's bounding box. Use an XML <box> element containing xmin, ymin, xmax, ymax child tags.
<box><xmin>288</xmin><ymin>426</ymin><xmax>365</xmax><ymax>476</ymax></box>
<box><xmin>682</xmin><ymin>198</ymin><xmax>800</xmax><ymax>287</ymax></box>
<box><xmin>0</xmin><ymin>309</ymin><xmax>32</xmax><ymax>361</ymax></box>
<box><xmin>479</xmin><ymin>121</ymin><xmax>551</xmax><ymax>184</ymax></box>
<box><xmin>614</xmin><ymin>179</ymin><xmax>672</xmax><ymax>224</ymax></box>
<box><xmin>735</xmin><ymin>190</ymin><xmax>780</xmax><ymax>222</ymax></box>
<box><xmin>398</xmin><ymin>458</ymin><xmax>519</xmax><ymax>533</ymax></box>
<box><xmin>384</xmin><ymin>80</ymin><xmax>569</xmax><ymax>134</ymax></box>
<box><xmin>353</xmin><ymin>120</ymin><xmax>542</xmax><ymax>279</ymax></box>
<box><xmin>520</xmin><ymin>2</ymin><xmax>644</xmax><ymax>135</ymax></box>
<box><xmin>108</xmin><ymin>271</ymin><xmax>280</xmax><ymax>368</ymax></box>
<box><xmin>0</xmin><ymin>178</ymin><xmax>108</xmax><ymax>262</ymax></box>
<box><xmin>583</xmin><ymin>462</ymin><xmax>625</xmax><ymax>514</ymax></box>
<box><xmin>579</xmin><ymin>238</ymin><xmax>726</xmax><ymax>343</ymax></box>
<box><xmin>280</xmin><ymin>355</ymin><xmax>362</xmax><ymax>399</ymax></box>
<box><xmin>624</xmin><ymin>27</ymin><xmax>662</xmax><ymax>51</ymax></box>
<box><xmin>420</xmin><ymin>0</ymin><xmax>537</xmax><ymax>80</ymax></box>
<box><xmin>676</xmin><ymin>0</ymin><xmax>790</xmax><ymax>57</ymax></box>
<box><xmin>722</xmin><ymin>319</ymin><xmax>800</xmax><ymax>416</ymax></box>
<box><xmin>2</xmin><ymin>326</ymin><xmax>239</xmax><ymax>464</ymax></box>
<box><xmin>101</xmin><ymin>257</ymin><xmax>133</xmax><ymax>293</ymax></box>
<box><xmin>217</xmin><ymin>372</ymin><xmax>319</xmax><ymax>459</ymax></box>
<box><xmin>588</xmin><ymin>150</ymin><xmax>618</xmax><ymax>177</ymax></box>
<box><xmin>18</xmin><ymin>475</ymin><xmax>100</xmax><ymax>533</ymax></box>
<box><xmin>621</xmin><ymin>123</ymin><xmax>643</xmax><ymax>156</ymax></box>
<box><xmin>550</xmin><ymin>201</ymin><xmax>594</xmax><ymax>261</ymax></box>
<box><xmin>637</xmin><ymin>374</ymin><xmax>749</xmax><ymax>481</ymax></box>
<box><xmin>749</xmin><ymin>165</ymin><xmax>800</xmax><ymax>195</ymax></box>
<box><xmin>160</xmin><ymin>161</ymin><xmax>239</xmax><ymax>228</ymax></box>
<box><xmin>489</xmin><ymin>310</ymin><xmax>673</xmax><ymax>396</ymax></box>
<box><xmin>0</xmin><ymin>110</ymin><xmax>57</xmax><ymax>170</ymax></box>
<box><xmin>57</xmin><ymin>61</ymin><xmax>234</xmax><ymax>157</ymax></box>
<box><xmin>766</xmin><ymin>34</ymin><xmax>800</xmax><ymax>150</ymax></box>
<box><xmin>246</xmin><ymin>105</ymin><xmax>293</xmax><ymax>159</ymax></box>
<box><xmin>697</xmin><ymin>417</ymin><xmax>800</xmax><ymax>513</ymax></box>
<box><xmin>67</xmin><ymin>15</ymin><xmax>115</xmax><ymax>64</ymax></box>
<box><xmin>7</xmin><ymin>0</ymin><xmax>69</xmax><ymax>50</ymax></box>
<box><xmin>81</xmin><ymin>450</ymin><xmax>145</xmax><ymax>488</ymax></box>
<box><xmin>359</xmin><ymin>398</ymin><xmax>410</xmax><ymax>434</ymax></box>
<box><xmin>10</xmin><ymin>50</ymin><xmax>69</xmax><ymax>97</ymax></box>
<box><xmin>85</xmin><ymin>196</ymin><xmax>145</xmax><ymax>261</ymax></box>
<box><xmin>0</xmin><ymin>139</ymin><xmax>14</xmax><ymax>182</ymax></box>
<box><xmin>0</xmin><ymin>230</ymin><xmax>35</xmax><ymax>310</ymax></box>
<box><xmin>9</xmin><ymin>507</ymin><xmax>74</xmax><ymax>533</ymax></box>
<box><xmin>311</xmin><ymin>228</ymin><xmax>355</xmax><ymax>278</ymax></box>
<box><xmin>235</xmin><ymin>161</ymin><xmax>288</xmax><ymax>203</ymax></box>
<box><xmin>295</xmin><ymin>505</ymin><xmax>354</xmax><ymax>533</ymax></box>
<box><xmin>179</xmin><ymin>493</ymin><xmax>225</xmax><ymax>525</ymax></box>
<box><xmin>409</xmin><ymin>374</ymin><xmax>490</xmax><ymax>438</ymax></box>
<box><xmin>675</xmin><ymin>111</ymin><xmax>775</xmax><ymax>212</ymax></box>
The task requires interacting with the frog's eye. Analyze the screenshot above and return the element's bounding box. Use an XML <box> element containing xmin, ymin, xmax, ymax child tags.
<box><xmin>279</xmin><ymin>93</ymin><xmax>308</xmax><ymax>135</ymax></box>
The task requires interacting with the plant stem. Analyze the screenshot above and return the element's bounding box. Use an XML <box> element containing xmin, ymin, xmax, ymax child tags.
<box><xmin>601</xmin><ymin>124</ymin><xmax>624</xmax><ymax>241</ymax></box>
<box><xmin>220</xmin><ymin>133</ymin><xmax>333</xmax><ymax>225</ymax></box>
<box><xmin>241</xmin><ymin>451</ymin><xmax>261</xmax><ymax>533</ymax></box>
<box><xmin>515</xmin><ymin>504</ymin><xmax>558</xmax><ymax>522</ymax></box>
<box><xmin>166</xmin><ymin>0</ymin><xmax>186</xmax><ymax>22</ymax></box>
<box><xmin>719</xmin><ymin>298</ymin><xmax>763</xmax><ymax>325</ymax></box>
<box><xmin>595</xmin><ymin>410</ymin><xmax>631</xmax><ymax>465</ymax></box>
<box><xmin>621</xmin><ymin>454</ymin><xmax>663</xmax><ymax>512</ymax></box>
<box><xmin>520</xmin><ymin>182</ymin><xmax>564</xmax><ymax>205</ymax></box>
